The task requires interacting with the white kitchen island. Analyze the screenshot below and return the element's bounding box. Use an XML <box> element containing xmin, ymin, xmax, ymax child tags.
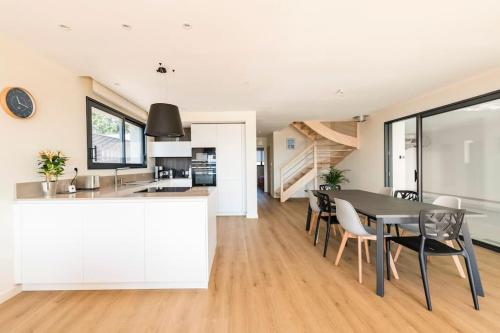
<box><xmin>14</xmin><ymin>186</ymin><xmax>217</xmax><ymax>291</ymax></box>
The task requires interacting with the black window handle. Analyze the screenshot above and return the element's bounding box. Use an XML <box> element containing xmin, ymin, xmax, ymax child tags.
<box><xmin>414</xmin><ymin>169</ymin><xmax>418</xmax><ymax>182</ymax></box>
<box><xmin>90</xmin><ymin>145</ymin><xmax>97</xmax><ymax>161</ymax></box>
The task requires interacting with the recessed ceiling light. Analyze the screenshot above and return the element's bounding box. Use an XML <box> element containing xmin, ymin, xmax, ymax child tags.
<box><xmin>336</xmin><ymin>89</ymin><xmax>345</xmax><ymax>96</ymax></box>
<box><xmin>58</xmin><ymin>24</ymin><xmax>71</xmax><ymax>31</ymax></box>
<box><xmin>121</xmin><ymin>24</ymin><xmax>132</xmax><ymax>30</ymax></box>
<box><xmin>182</xmin><ymin>23</ymin><xmax>192</xmax><ymax>30</ymax></box>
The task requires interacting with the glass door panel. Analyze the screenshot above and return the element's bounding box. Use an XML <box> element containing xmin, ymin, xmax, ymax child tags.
<box><xmin>389</xmin><ymin>117</ymin><xmax>418</xmax><ymax>193</ymax></box>
<box><xmin>422</xmin><ymin>99</ymin><xmax>500</xmax><ymax>248</ymax></box>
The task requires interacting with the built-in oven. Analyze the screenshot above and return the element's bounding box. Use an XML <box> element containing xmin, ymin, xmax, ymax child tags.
<box><xmin>191</xmin><ymin>148</ymin><xmax>216</xmax><ymax>186</ymax></box>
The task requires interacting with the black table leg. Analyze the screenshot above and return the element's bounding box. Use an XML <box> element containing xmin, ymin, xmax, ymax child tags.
<box><xmin>462</xmin><ymin>221</ymin><xmax>484</xmax><ymax>297</ymax></box>
<box><xmin>376</xmin><ymin>217</ymin><xmax>385</xmax><ymax>296</ymax></box>
<box><xmin>306</xmin><ymin>205</ymin><xmax>312</xmax><ymax>231</ymax></box>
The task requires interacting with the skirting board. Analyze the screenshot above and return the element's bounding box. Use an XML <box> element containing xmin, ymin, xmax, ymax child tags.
<box><xmin>22</xmin><ymin>282</ymin><xmax>209</xmax><ymax>291</ymax></box>
<box><xmin>0</xmin><ymin>285</ymin><xmax>22</xmax><ymax>304</ymax></box>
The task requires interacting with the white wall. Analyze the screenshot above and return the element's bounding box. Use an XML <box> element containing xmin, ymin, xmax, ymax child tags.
<box><xmin>0</xmin><ymin>33</ymin><xmax>149</xmax><ymax>303</ymax></box>
<box><xmin>272</xmin><ymin>126</ymin><xmax>313</xmax><ymax>198</ymax></box>
<box><xmin>338</xmin><ymin>66</ymin><xmax>500</xmax><ymax>193</ymax></box>
<box><xmin>180</xmin><ymin>111</ymin><xmax>258</xmax><ymax>219</ymax></box>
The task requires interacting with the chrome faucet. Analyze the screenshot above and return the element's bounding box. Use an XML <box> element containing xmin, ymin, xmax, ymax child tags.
<box><xmin>114</xmin><ymin>167</ymin><xmax>130</xmax><ymax>190</ymax></box>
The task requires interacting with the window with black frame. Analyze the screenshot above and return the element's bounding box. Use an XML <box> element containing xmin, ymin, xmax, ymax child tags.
<box><xmin>86</xmin><ymin>97</ymin><xmax>146</xmax><ymax>169</ymax></box>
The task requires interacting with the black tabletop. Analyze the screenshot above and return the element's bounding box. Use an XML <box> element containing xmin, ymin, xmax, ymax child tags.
<box><xmin>314</xmin><ymin>189</ymin><xmax>480</xmax><ymax>220</ymax></box>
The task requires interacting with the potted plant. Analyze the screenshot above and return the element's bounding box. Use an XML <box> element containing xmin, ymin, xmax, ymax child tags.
<box><xmin>37</xmin><ymin>150</ymin><xmax>68</xmax><ymax>197</ymax></box>
<box><xmin>321</xmin><ymin>166</ymin><xmax>349</xmax><ymax>190</ymax></box>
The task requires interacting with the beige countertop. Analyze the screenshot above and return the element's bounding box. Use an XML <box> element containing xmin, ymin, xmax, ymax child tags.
<box><xmin>16</xmin><ymin>180</ymin><xmax>212</xmax><ymax>201</ymax></box>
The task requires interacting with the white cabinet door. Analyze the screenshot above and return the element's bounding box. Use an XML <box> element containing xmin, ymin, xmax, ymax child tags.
<box><xmin>216</xmin><ymin>123</ymin><xmax>245</xmax><ymax>214</ymax></box>
<box><xmin>191</xmin><ymin>124</ymin><xmax>217</xmax><ymax>148</ymax></box>
<box><xmin>216</xmin><ymin>179</ymin><xmax>245</xmax><ymax>215</ymax></box>
<box><xmin>83</xmin><ymin>203</ymin><xmax>145</xmax><ymax>283</ymax></box>
<box><xmin>145</xmin><ymin>201</ymin><xmax>207</xmax><ymax>283</ymax></box>
<box><xmin>21</xmin><ymin>204</ymin><xmax>83</xmax><ymax>283</ymax></box>
<box><xmin>149</xmin><ymin>142</ymin><xmax>192</xmax><ymax>157</ymax></box>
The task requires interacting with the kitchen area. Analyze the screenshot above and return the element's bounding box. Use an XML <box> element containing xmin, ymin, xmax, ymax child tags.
<box><xmin>148</xmin><ymin>123</ymin><xmax>246</xmax><ymax>215</ymax></box>
<box><xmin>13</xmin><ymin>121</ymin><xmax>247</xmax><ymax>291</ymax></box>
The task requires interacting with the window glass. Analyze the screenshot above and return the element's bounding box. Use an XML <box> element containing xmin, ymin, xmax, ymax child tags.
<box><xmin>125</xmin><ymin>121</ymin><xmax>144</xmax><ymax>164</ymax></box>
<box><xmin>87</xmin><ymin>98</ymin><xmax>146</xmax><ymax>169</ymax></box>
<box><xmin>91</xmin><ymin>107</ymin><xmax>124</xmax><ymax>163</ymax></box>
<box><xmin>422</xmin><ymin>99</ymin><xmax>500</xmax><ymax>247</ymax></box>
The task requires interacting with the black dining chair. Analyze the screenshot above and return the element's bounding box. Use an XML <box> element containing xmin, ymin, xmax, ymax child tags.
<box><xmin>392</xmin><ymin>190</ymin><xmax>419</xmax><ymax>236</ymax></box>
<box><xmin>394</xmin><ymin>190</ymin><xmax>419</xmax><ymax>201</ymax></box>
<box><xmin>314</xmin><ymin>192</ymin><xmax>342</xmax><ymax>257</ymax></box>
<box><xmin>319</xmin><ymin>184</ymin><xmax>341</xmax><ymax>191</ymax></box>
<box><xmin>387</xmin><ymin>209</ymin><xmax>479</xmax><ymax>311</ymax></box>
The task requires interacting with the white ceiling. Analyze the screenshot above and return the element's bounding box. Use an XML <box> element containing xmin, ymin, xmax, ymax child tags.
<box><xmin>1</xmin><ymin>0</ymin><xmax>500</xmax><ymax>134</ymax></box>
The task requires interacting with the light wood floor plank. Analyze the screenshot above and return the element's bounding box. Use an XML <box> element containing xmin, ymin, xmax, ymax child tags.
<box><xmin>0</xmin><ymin>191</ymin><xmax>499</xmax><ymax>332</ymax></box>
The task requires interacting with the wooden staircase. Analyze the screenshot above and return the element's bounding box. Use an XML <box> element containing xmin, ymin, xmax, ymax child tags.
<box><xmin>278</xmin><ymin>121</ymin><xmax>359</xmax><ymax>202</ymax></box>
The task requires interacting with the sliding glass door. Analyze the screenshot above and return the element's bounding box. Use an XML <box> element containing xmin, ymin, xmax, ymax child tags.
<box><xmin>421</xmin><ymin>99</ymin><xmax>500</xmax><ymax>249</ymax></box>
<box><xmin>385</xmin><ymin>90</ymin><xmax>500</xmax><ymax>250</ymax></box>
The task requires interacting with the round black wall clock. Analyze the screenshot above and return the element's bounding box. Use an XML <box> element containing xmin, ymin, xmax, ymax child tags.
<box><xmin>0</xmin><ymin>87</ymin><xmax>36</xmax><ymax>119</ymax></box>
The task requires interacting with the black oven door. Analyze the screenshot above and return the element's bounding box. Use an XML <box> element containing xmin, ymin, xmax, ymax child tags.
<box><xmin>192</xmin><ymin>170</ymin><xmax>216</xmax><ymax>186</ymax></box>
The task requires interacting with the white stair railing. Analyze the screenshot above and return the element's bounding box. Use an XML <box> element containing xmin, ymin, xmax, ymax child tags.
<box><xmin>280</xmin><ymin>142</ymin><xmax>318</xmax><ymax>201</ymax></box>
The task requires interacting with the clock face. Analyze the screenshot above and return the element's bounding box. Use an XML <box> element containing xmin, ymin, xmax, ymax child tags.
<box><xmin>4</xmin><ymin>87</ymin><xmax>36</xmax><ymax>118</ymax></box>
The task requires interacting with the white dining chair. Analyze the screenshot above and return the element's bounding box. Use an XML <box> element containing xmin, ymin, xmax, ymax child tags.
<box><xmin>307</xmin><ymin>190</ymin><xmax>321</xmax><ymax>235</ymax></box>
<box><xmin>394</xmin><ymin>195</ymin><xmax>466</xmax><ymax>278</ymax></box>
<box><xmin>334</xmin><ymin>198</ymin><xmax>399</xmax><ymax>283</ymax></box>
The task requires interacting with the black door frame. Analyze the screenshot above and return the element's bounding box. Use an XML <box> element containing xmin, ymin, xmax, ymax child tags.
<box><xmin>384</xmin><ymin>89</ymin><xmax>500</xmax><ymax>252</ymax></box>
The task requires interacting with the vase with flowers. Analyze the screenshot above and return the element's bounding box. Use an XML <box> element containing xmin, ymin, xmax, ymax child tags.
<box><xmin>37</xmin><ymin>150</ymin><xmax>68</xmax><ymax>197</ymax></box>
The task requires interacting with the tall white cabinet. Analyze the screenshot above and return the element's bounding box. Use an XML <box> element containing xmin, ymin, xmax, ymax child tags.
<box><xmin>216</xmin><ymin>124</ymin><xmax>246</xmax><ymax>215</ymax></box>
<box><xmin>191</xmin><ymin>123</ymin><xmax>246</xmax><ymax>215</ymax></box>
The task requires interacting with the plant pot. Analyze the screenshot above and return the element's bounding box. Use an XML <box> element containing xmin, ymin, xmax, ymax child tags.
<box><xmin>41</xmin><ymin>181</ymin><xmax>58</xmax><ymax>197</ymax></box>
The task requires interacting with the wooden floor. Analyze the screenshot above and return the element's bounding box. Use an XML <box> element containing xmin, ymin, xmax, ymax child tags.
<box><xmin>1</xmin><ymin>191</ymin><xmax>500</xmax><ymax>333</ymax></box>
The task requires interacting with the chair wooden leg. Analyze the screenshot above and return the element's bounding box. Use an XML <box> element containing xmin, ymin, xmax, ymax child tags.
<box><xmin>394</xmin><ymin>244</ymin><xmax>403</xmax><ymax>263</ymax></box>
<box><xmin>388</xmin><ymin>251</ymin><xmax>400</xmax><ymax>280</ymax></box>
<box><xmin>446</xmin><ymin>240</ymin><xmax>466</xmax><ymax>278</ymax></box>
<box><xmin>335</xmin><ymin>232</ymin><xmax>349</xmax><ymax>266</ymax></box>
<box><xmin>393</xmin><ymin>229</ymin><xmax>405</xmax><ymax>263</ymax></box>
<box><xmin>332</xmin><ymin>222</ymin><xmax>337</xmax><ymax>238</ymax></box>
<box><xmin>364</xmin><ymin>239</ymin><xmax>370</xmax><ymax>264</ymax></box>
<box><xmin>309</xmin><ymin>212</ymin><xmax>317</xmax><ymax>235</ymax></box>
<box><xmin>358</xmin><ymin>236</ymin><xmax>363</xmax><ymax>283</ymax></box>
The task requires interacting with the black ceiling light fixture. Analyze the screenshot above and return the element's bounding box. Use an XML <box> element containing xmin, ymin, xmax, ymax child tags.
<box><xmin>145</xmin><ymin>63</ymin><xmax>184</xmax><ymax>137</ymax></box>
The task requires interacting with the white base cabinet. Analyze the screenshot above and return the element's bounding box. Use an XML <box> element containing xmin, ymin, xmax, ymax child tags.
<box><xmin>83</xmin><ymin>203</ymin><xmax>145</xmax><ymax>283</ymax></box>
<box><xmin>145</xmin><ymin>201</ymin><xmax>206</xmax><ymax>283</ymax></box>
<box><xmin>15</xmin><ymin>191</ymin><xmax>217</xmax><ymax>290</ymax></box>
<box><xmin>20</xmin><ymin>204</ymin><xmax>84</xmax><ymax>284</ymax></box>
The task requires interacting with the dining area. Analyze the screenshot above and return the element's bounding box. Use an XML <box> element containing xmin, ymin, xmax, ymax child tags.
<box><xmin>305</xmin><ymin>185</ymin><xmax>484</xmax><ymax>311</ymax></box>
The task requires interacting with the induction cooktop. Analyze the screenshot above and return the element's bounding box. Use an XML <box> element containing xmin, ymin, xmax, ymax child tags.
<box><xmin>135</xmin><ymin>187</ymin><xmax>191</xmax><ymax>193</ymax></box>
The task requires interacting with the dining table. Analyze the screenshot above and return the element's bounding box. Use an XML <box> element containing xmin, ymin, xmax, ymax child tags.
<box><xmin>313</xmin><ymin>189</ymin><xmax>485</xmax><ymax>297</ymax></box>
